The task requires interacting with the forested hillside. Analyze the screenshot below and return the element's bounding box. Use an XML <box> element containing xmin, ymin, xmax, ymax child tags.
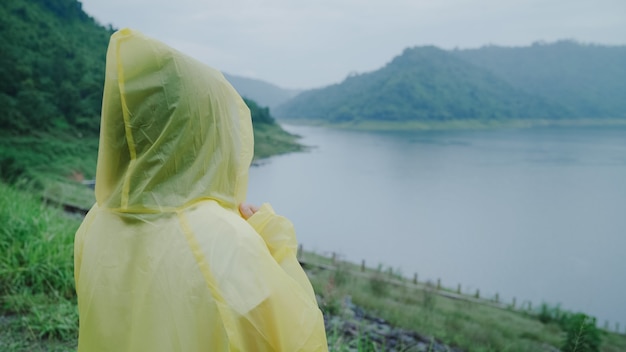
<box><xmin>0</xmin><ymin>0</ymin><xmax>302</xmax><ymax>185</ymax></box>
<box><xmin>274</xmin><ymin>46</ymin><xmax>567</xmax><ymax>124</ymax></box>
<box><xmin>454</xmin><ymin>41</ymin><xmax>626</xmax><ymax>119</ymax></box>
<box><xmin>274</xmin><ymin>41</ymin><xmax>626</xmax><ymax>126</ymax></box>
<box><xmin>0</xmin><ymin>0</ymin><xmax>111</xmax><ymax>135</ymax></box>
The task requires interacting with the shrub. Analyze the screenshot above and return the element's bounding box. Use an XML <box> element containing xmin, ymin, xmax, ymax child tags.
<box><xmin>562</xmin><ymin>313</ymin><xmax>601</xmax><ymax>352</ymax></box>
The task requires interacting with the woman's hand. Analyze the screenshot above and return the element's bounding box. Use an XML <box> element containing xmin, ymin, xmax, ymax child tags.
<box><xmin>239</xmin><ymin>203</ymin><xmax>259</xmax><ymax>220</ymax></box>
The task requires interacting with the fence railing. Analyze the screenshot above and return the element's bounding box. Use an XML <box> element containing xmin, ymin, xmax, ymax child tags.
<box><xmin>297</xmin><ymin>244</ymin><xmax>626</xmax><ymax>336</ymax></box>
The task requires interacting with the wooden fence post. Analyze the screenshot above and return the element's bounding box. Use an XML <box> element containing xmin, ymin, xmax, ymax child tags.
<box><xmin>457</xmin><ymin>284</ymin><xmax>461</xmax><ymax>294</ymax></box>
<box><xmin>361</xmin><ymin>260</ymin><xmax>365</xmax><ymax>272</ymax></box>
<box><xmin>297</xmin><ymin>244</ymin><xmax>303</xmax><ymax>261</ymax></box>
<box><xmin>495</xmin><ymin>293</ymin><xmax>499</xmax><ymax>304</ymax></box>
<box><xmin>475</xmin><ymin>289</ymin><xmax>480</xmax><ymax>299</ymax></box>
<box><xmin>413</xmin><ymin>273</ymin><xmax>418</xmax><ymax>284</ymax></box>
<box><xmin>331</xmin><ymin>252</ymin><xmax>336</xmax><ymax>265</ymax></box>
<box><xmin>436</xmin><ymin>278</ymin><xmax>441</xmax><ymax>290</ymax></box>
<box><xmin>511</xmin><ymin>297</ymin><xmax>516</xmax><ymax>309</ymax></box>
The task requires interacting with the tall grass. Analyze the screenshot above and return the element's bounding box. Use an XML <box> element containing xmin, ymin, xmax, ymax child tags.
<box><xmin>303</xmin><ymin>252</ymin><xmax>626</xmax><ymax>352</ymax></box>
<box><xmin>0</xmin><ymin>182</ymin><xmax>80</xmax><ymax>344</ymax></box>
<box><xmin>0</xmin><ymin>135</ymin><xmax>99</xmax><ymax>186</ymax></box>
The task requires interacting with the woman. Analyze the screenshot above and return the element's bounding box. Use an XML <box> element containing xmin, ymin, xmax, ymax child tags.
<box><xmin>74</xmin><ymin>28</ymin><xmax>327</xmax><ymax>351</ymax></box>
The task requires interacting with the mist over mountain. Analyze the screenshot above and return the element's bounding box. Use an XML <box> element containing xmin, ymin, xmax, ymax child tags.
<box><xmin>223</xmin><ymin>73</ymin><xmax>302</xmax><ymax>109</ymax></box>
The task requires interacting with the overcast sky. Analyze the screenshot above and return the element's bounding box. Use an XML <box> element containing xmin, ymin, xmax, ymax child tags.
<box><xmin>79</xmin><ymin>0</ymin><xmax>626</xmax><ymax>89</ymax></box>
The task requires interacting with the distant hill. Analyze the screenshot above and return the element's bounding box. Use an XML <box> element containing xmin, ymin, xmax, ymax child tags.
<box><xmin>274</xmin><ymin>46</ymin><xmax>567</xmax><ymax>124</ymax></box>
<box><xmin>453</xmin><ymin>41</ymin><xmax>626</xmax><ymax>119</ymax></box>
<box><xmin>223</xmin><ymin>73</ymin><xmax>301</xmax><ymax>109</ymax></box>
<box><xmin>274</xmin><ymin>42</ymin><xmax>626</xmax><ymax>127</ymax></box>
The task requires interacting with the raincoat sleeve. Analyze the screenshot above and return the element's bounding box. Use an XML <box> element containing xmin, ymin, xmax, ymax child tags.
<box><xmin>246</xmin><ymin>203</ymin><xmax>317</xmax><ymax>301</ymax></box>
<box><xmin>179</xmin><ymin>203</ymin><xmax>328</xmax><ymax>351</ymax></box>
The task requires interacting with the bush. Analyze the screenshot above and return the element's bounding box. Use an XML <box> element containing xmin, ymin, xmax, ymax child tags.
<box><xmin>562</xmin><ymin>313</ymin><xmax>601</xmax><ymax>352</ymax></box>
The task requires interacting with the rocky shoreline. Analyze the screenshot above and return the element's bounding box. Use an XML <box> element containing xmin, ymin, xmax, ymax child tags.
<box><xmin>324</xmin><ymin>296</ymin><xmax>463</xmax><ymax>352</ymax></box>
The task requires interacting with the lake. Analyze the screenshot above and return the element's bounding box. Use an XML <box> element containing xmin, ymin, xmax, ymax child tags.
<box><xmin>247</xmin><ymin>124</ymin><xmax>626</xmax><ymax>330</ymax></box>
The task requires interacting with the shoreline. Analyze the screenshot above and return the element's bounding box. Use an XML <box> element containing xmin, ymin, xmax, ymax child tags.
<box><xmin>277</xmin><ymin>118</ymin><xmax>626</xmax><ymax>132</ymax></box>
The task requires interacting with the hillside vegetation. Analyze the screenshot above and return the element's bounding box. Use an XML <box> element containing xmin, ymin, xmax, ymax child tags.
<box><xmin>0</xmin><ymin>0</ymin><xmax>111</xmax><ymax>135</ymax></box>
<box><xmin>454</xmin><ymin>41</ymin><xmax>626</xmax><ymax>119</ymax></box>
<box><xmin>0</xmin><ymin>0</ymin><xmax>303</xmax><ymax>189</ymax></box>
<box><xmin>2</xmin><ymin>182</ymin><xmax>626</xmax><ymax>351</ymax></box>
<box><xmin>274</xmin><ymin>42</ymin><xmax>626</xmax><ymax>128</ymax></box>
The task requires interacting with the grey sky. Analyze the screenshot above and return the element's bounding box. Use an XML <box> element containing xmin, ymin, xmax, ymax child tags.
<box><xmin>79</xmin><ymin>0</ymin><xmax>626</xmax><ymax>89</ymax></box>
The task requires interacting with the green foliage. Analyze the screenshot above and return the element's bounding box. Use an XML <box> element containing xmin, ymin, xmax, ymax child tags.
<box><xmin>562</xmin><ymin>313</ymin><xmax>602</xmax><ymax>352</ymax></box>
<box><xmin>249</xmin><ymin>115</ymin><xmax>305</xmax><ymax>160</ymax></box>
<box><xmin>0</xmin><ymin>183</ymin><xmax>79</xmax><ymax>299</ymax></box>
<box><xmin>275</xmin><ymin>46</ymin><xmax>569</xmax><ymax>123</ymax></box>
<box><xmin>244</xmin><ymin>97</ymin><xmax>276</xmax><ymax>124</ymax></box>
<box><xmin>368</xmin><ymin>272</ymin><xmax>389</xmax><ymax>297</ymax></box>
<box><xmin>0</xmin><ymin>182</ymin><xmax>80</xmax><ymax>343</ymax></box>
<box><xmin>4</xmin><ymin>293</ymin><xmax>78</xmax><ymax>341</ymax></box>
<box><xmin>326</xmin><ymin>325</ymin><xmax>379</xmax><ymax>352</ymax></box>
<box><xmin>276</xmin><ymin>42</ymin><xmax>626</xmax><ymax>127</ymax></box>
<box><xmin>538</xmin><ymin>302</ymin><xmax>571</xmax><ymax>326</ymax></box>
<box><xmin>331</xmin><ymin>264</ymin><xmax>352</xmax><ymax>287</ymax></box>
<box><xmin>0</xmin><ymin>135</ymin><xmax>99</xmax><ymax>192</ymax></box>
<box><xmin>303</xmin><ymin>251</ymin><xmax>626</xmax><ymax>352</ymax></box>
<box><xmin>0</xmin><ymin>0</ymin><xmax>112</xmax><ymax>136</ymax></box>
<box><xmin>455</xmin><ymin>41</ymin><xmax>626</xmax><ymax>119</ymax></box>
<box><xmin>537</xmin><ymin>302</ymin><xmax>604</xmax><ymax>351</ymax></box>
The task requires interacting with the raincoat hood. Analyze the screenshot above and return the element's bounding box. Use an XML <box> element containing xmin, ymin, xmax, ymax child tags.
<box><xmin>95</xmin><ymin>28</ymin><xmax>253</xmax><ymax>213</ymax></box>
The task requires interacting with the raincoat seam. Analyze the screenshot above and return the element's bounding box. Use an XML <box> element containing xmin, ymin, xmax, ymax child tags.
<box><xmin>176</xmin><ymin>210</ymin><xmax>237</xmax><ymax>349</ymax></box>
<box><xmin>106</xmin><ymin>197</ymin><xmax>235</xmax><ymax>214</ymax></box>
<box><xmin>176</xmin><ymin>211</ymin><xmax>226</xmax><ymax>302</ymax></box>
<box><xmin>116</xmin><ymin>35</ymin><xmax>137</xmax><ymax>210</ymax></box>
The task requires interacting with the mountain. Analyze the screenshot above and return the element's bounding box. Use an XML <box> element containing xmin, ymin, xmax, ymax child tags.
<box><xmin>274</xmin><ymin>46</ymin><xmax>567</xmax><ymax>124</ymax></box>
<box><xmin>223</xmin><ymin>73</ymin><xmax>301</xmax><ymax>109</ymax></box>
<box><xmin>453</xmin><ymin>41</ymin><xmax>626</xmax><ymax>119</ymax></box>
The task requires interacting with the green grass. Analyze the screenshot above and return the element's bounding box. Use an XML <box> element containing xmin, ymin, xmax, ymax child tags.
<box><xmin>0</xmin><ymin>121</ymin><xmax>305</xmax><ymax>212</ymax></box>
<box><xmin>0</xmin><ymin>134</ymin><xmax>99</xmax><ymax>211</ymax></box>
<box><xmin>2</xmin><ymin>129</ymin><xmax>625</xmax><ymax>351</ymax></box>
<box><xmin>301</xmin><ymin>251</ymin><xmax>626</xmax><ymax>352</ymax></box>
<box><xmin>0</xmin><ymin>121</ymin><xmax>305</xmax><ymax>350</ymax></box>
<box><xmin>0</xmin><ymin>182</ymin><xmax>80</xmax><ymax>350</ymax></box>
<box><xmin>2</xmin><ymin>186</ymin><xmax>626</xmax><ymax>351</ymax></box>
<box><xmin>252</xmin><ymin>122</ymin><xmax>307</xmax><ymax>160</ymax></box>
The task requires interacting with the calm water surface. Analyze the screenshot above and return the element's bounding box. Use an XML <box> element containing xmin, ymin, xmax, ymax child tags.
<box><xmin>247</xmin><ymin>125</ymin><xmax>626</xmax><ymax>329</ymax></box>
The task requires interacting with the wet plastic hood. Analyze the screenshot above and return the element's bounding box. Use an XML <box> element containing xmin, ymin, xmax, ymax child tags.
<box><xmin>95</xmin><ymin>28</ymin><xmax>254</xmax><ymax>213</ymax></box>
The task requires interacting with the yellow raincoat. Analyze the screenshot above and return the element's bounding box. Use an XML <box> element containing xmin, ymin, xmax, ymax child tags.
<box><xmin>74</xmin><ymin>28</ymin><xmax>328</xmax><ymax>351</ymax></box>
